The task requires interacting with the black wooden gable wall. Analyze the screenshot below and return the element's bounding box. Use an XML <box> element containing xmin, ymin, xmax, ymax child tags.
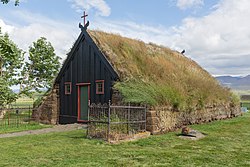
<box><xmin>56</xmin><ymin>24</ymin><xmax>119</xmax><ymax>124</ymax></box>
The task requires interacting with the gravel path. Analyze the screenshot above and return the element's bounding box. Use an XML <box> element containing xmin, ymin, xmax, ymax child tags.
<box><xmin>0</xmin><ymin>124</ymin><xmax>87</xmax><ymax>139</ymax></box>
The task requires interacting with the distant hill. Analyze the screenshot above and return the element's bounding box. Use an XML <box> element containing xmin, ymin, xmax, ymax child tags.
<box><xmin>216</xmin><ymin>75</ymin><xmax>250</xmax><ymax>90</ymax></box>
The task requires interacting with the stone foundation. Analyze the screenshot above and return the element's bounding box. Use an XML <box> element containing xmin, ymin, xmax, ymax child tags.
<box><xmin>32</xmin><ymin>84</ymin><xmax>59</xmax><ymax>124</ymax></box>
<box><xmin>146</xmin><ymin>103</ymin><xmax>242</xmax><ymax>134</ymax></box>
<box><xmin>111</xmin><ymin>88</ymin><xmax>123</xmax><ymax>105</ymax></box>
<box><xmin>0</xmin><ymin>109</ymin><xmax>7</xmax><ymax>119</ymax></box>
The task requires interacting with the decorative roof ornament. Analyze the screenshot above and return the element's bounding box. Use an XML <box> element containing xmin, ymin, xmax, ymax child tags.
<box><xmin>81</xmin><ymin>11</ymin><xmax>88</xmax><ymax>26</ymax></box>
<box><xmin>79</xmin><ymin>21</ymin><xmax>89</xmax><ymax>31</ymax></box>
<box><xmin>79</xmin><ymin>11</ymin><xmax>89</xmax><ymax>31</ymax></box>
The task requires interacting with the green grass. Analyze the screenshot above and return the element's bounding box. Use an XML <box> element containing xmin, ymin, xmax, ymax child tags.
<box><xmin>0</xmin><ymin>122</ymin><xmax>52</xmax><ymax>134</ymax></box>
<box><xmin>232</xmin><ymin>90</ymin><xmax>250</xmax><ymax>109</ymax></box>
<box><xmin>10</xmin><ymin>92</ymin><xmax>45</xmax><ymax>108</ymax></box>
<box><xmin>0</xmin><ymin>109</ymin><xmax>51</xmax><ymax>134</ymax></box>
<box><xmin>241</xmin><ymin>102</ymin><xmax>250</xmax><ymax>110</ymax></box>
<box><xmin>115</xmin><ymin>80</ymin><xmax>184</xmax><ymax>107</ymax></box>
<box><xmin>1</xmin><ymin>113</ymin><xmax>250</xmax><ymax>166</ymax></box>
<box><xmin>0</xmin><ymin>95</ymin><xmax>50</xmax><ymax>134</ymax></box>
<box><xmin>232</xmin><ymin>90</ymin><xmax>250</xmax><ymax>98</ymax></box>
<box><xmin>0</xmin><ymin>109</ymin><xmax>33</xmax><ymax>130</ymax></box>
<box><xmin>10</xmin><ymin>97</ymin><xmax>34</xmax><ymax>108</ymax></box>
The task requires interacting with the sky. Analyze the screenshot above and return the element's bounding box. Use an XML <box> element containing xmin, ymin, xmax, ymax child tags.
<box><xmin>0</xmin><ymin>0</ymin><xmax>250</xmax><ymax>76</ymax></box>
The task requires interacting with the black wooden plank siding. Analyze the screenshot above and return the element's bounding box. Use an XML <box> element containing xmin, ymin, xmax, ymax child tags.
<box><xmin>56</xmin><ymin>27</ymin><xmax>119</xmax><ymax>124</ymax></box>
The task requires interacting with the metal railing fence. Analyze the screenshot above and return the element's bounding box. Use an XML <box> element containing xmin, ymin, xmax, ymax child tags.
<box><xmin>87</xmin><ymin>101</ymin><xmax>147</xmax><ymax>142</ymax></box>
<box><xmin>0</xmin><ymin>106</ymin><xmax>33</xmax><ymax>128</ymax></box>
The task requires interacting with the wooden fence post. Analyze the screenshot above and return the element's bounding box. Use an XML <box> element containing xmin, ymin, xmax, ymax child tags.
<box><xmin>108</xmin><ymin>100</ymin><xmax>111</xmax><ymax>142</ymax></box>
<box><xmin>127</xmin><ymin>102</ymin><xmax>130</xmax><ymax>134</ymax></box>
<box><xmin>144</xmin><ymin>104</ymin><xmax>147</xmax><ymax>132</ymax></box>
<box><xmin>8</xmin><ymin>106</ymin><xmax>10</xmax><ymax>126</ymax></box>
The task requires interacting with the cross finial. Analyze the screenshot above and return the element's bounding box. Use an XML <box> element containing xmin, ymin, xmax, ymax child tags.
<box><xmin>81</xmin><ymin>11</ymin><xmax>88</xmax><ymax>26</ymax></box>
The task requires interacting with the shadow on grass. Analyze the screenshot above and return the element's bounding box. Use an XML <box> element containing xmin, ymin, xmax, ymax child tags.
<box><xmin>60</xmin><ymin>130</ymin><xmax>88</xmax><ymax>140</ymax></box>
<box><xmin>68</xmin><ymin>135</ymin><xmax>87</xmax><ymax>139</ymax></box>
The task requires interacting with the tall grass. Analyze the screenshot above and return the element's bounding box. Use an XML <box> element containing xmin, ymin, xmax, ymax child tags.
<box><xmin>1</xmin><ymin>113</ymin><xmax>250</xmax><ymax>166</ymax></box>
<box><xmin>89</xmin><ymin>30</ymin><xmax>238</xmax><ymax>110</ymax></box>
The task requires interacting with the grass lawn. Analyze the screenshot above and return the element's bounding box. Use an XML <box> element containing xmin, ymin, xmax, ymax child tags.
<box><xmin>0</xmin><ymin>108</ymin><xmax>51</xmax><ymax>134</ymax></box>
<box><xmin>241</xmin><ymin>102</ymin><xmax>250</xmax><ymax>110</ymax></box>
<box><xmin>1</xmin><ymin>113</ymin><xmax>250</xmax><ymax>167</ymax></box>
<box><xmin>0</xmin><ymin>122</ymin><xmax>52</xmax><ymax>134</ymax></box>
<box><xmin>11</xmin><ymin>97</ymin><xmax>34</xmax><ymax>108</ymax></box>
<box><xmin>0</xmin><ymin>95</ymin><xmax>51</xmax><ymax>134</ymax></box>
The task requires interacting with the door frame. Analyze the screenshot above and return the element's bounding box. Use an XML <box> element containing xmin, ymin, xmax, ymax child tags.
<box><xmin>76</xmin><ymin>83</ymin><xmax>90</xmax><ymax>122</ymax></box>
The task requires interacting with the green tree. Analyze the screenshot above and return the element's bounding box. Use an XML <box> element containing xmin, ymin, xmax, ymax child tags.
<box><xmin>1</xmin><ymin>0</ymin><xmax>19</xmax><ymax>6</ymax></box>
<box><xmin>0</xmin><ymin>78</ymin><xmax>17</xmax><ymax>106</ymax></box>
<box><xmin>21</xmin><ymin>37</ymin><xmax>60</xmax><ymax>94</ymax></box>
<box><xmin>0</xmin><ymin>28</ymin><xmax>23</xmax><ymax>105</ymax></box>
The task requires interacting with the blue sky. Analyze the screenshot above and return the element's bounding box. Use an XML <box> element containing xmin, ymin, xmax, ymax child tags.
<box><xmin>1</xmin><ymin>0</ymin><xmax>250</xmax><ymax>76</ymax></box>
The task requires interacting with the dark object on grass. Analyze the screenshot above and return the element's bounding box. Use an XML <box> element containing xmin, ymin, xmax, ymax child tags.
<box><xmin>181</xmin><ymin>126</ymin><xmax>190</xmax><ymax>135</ymax></box>
<box><xmin>179</xmin><ymin>126</ymin><xmax>206</xmax><ymax>140</ymax></box>
<box><xmin>181</xmin><ymin>49</ymin><xmax>185</xmax><ymax>54</ymax></box>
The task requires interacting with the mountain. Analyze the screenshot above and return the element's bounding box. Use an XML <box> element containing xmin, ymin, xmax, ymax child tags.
<box><xmin>216</xmin><ymin>75</ymin><xmax>250</xmax><ymax>90</ymax></box>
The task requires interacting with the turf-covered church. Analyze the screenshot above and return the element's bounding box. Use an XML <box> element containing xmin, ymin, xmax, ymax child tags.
<box><xmin>57</xmin><ymin>22</ymin><xmax>119</xmax><ymax>123</ymax></box>
<box><xmin>52</xmin><ymin>22</ymin><xmax>118</xmax><ymax>124</ymax></box>
<box><xmin>33</xmin><ymin>21</ymin><xmax>241</xmax><ymax>132</ymax></box>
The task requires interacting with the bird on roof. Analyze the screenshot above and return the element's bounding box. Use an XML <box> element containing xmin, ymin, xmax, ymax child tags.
<box><xmin>181</xmin><ymin>49</ymin><xmax>185</xmax><ymax>54</ymax></box>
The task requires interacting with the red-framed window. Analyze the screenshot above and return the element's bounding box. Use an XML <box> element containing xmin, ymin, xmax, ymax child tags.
<box><xmin>96</xmin><ymin>80</ymin><xmax>104</xmax><ymax>94</ymax></box>
<box><xmin>64</xmin><ymin>82</ymin><xmax>72</xmax><ymax>95</ymax></box>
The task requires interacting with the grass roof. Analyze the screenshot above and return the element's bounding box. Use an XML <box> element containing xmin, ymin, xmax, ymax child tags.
<box><xmin>89</xmin><ymin>30</ymin><xmax>237</xmax><ymax>109</ymax></box>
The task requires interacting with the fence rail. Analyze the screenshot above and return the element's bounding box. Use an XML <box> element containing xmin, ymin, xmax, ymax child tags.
<box><xmin>87</xmin><ymin>101</ymin><xmax>147</xmax><ymax>142</ymax></box>
<box><xmin>0</xmin><ymin>106</ymin><xmax>33</xmax><ymax>128</ymax></box>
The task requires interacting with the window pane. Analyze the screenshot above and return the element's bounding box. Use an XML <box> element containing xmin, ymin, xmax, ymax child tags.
<box><xmin>96</xmin><ymin>81</ymin><xmax>104</xmax><ymax>94</ymax></box>
<box><xmin>65</xmin><ymin>83</ymin><xmax>71</xmax><ymax>94</ymax></box>
<box><xmin>67</xmin><ymin>85</ymin><xmax>70</xmax><ymax>92</ymax></box>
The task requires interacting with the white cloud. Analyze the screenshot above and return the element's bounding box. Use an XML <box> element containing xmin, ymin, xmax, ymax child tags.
<box><xmin>171</xmin><ymin>0</ymin><xmax>250</xmax><ymax>75</ymax></box>
<box><xmin>1</xmin><ymin>0</ymin><xmax>250</xmax><ymax>76</ymax></box>
<box><xmin>10</xmin><ymin>23</ymin><xmax>76</xmax><ymax>59</ymax></box>
<box><xmin>18</xmin><ymin>0</ymin><xmax>28</xmax><ymax>3</ymax></box>
<box><xmin>69</xmin><ymin>0</ymin><xmax>111</xmax><ymax>16</ymax></box>
<box><xmin>9</xmin><ymin>0</ymin><xmax>27</xmax><ymax>4</ymax></box>
<box><xmin>0</xmin><ymin>10</ymin><xmax>79</xmax><ymax>61</ymax></box>
<box><xmin>0</xmin><ymin>20</ymin><xmax>14</xmax><ymax>34</ymax></box>
<box><xmin>91</xmin><ymin>0</ymin><xmax>250</xmax><ymax>76</ymax></box>
<box><xmin>91</xmin><ymin>19</ymin><xmax>174</xmax><ymax>48</ymax></box>
<box><xmin>176</xmin><ymin>0</ymin><xmax>204</xmax><ymax>10</ymax></box>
